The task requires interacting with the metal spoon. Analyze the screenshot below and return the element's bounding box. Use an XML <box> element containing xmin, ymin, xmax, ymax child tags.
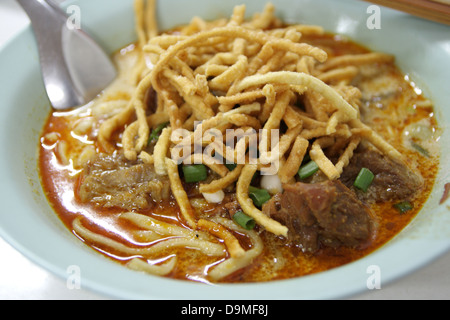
<box><xmin>16</xmin><ymin>0</ymin><xmax>117</xmax><ymax>110</ymax></box>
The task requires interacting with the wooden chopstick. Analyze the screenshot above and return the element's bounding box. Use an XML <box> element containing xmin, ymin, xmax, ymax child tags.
<box><xmin>363</xmin><ymin>0</ymin><xmax>450</xmax><ymax>25</ymax></box>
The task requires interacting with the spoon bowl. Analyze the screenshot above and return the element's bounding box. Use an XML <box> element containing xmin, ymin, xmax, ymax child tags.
<box><xmin>16</xmin><ymin>0</ymin><xmax>116</xmax><ymax>110</ymax></box>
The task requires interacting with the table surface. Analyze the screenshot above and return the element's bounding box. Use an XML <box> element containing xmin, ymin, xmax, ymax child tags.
<box><xmin>1</xmin><ymin>0</ymin><xmax>449</xmax><ymax>300</ymax></box>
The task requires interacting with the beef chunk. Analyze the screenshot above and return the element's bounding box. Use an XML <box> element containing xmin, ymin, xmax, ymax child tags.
<box><xmin>78</xmin><ymin>153</ymin><xmax>170</xmax><ymax>210</ymax></box>
<box><xmin>262</xmin><ymin>180</ymin><xmax>375</xmax><ymax>253</ymax></box>
<box><xmin>340</xmin><ymin>148</ymin><xmax>423</xmax><ymax>203</ymax></box>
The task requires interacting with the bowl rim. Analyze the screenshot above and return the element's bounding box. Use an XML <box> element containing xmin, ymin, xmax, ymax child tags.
<box><xmin>0</xmin><ymin>0</ymin><xmax>449</xmax><ymax>300</ymax></box>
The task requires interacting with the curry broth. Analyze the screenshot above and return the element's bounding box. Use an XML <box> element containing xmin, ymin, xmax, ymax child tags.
<box><xmin>38</xmin><ymin>32</ymin><xmax>439</xmax><ymax>283</ymax></box>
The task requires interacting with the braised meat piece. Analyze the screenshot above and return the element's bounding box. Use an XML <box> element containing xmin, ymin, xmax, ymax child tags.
<box><xmin>78</xmin><ymin>153</ymin><xmax>170</xmax><ymax>210</ymax></box>
<box><xmin>262</xmin><ymin>180</ymin><xmax>375</xmax><ymax>253</ymax></box>
<box><xmin>340</xmin><ymin>148</ymin><xmax>423</xmax><ymax>203</ymax></box>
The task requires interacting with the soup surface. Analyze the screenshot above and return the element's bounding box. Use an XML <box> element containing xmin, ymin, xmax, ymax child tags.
<box><xmin>39</xmin><ymin>3</ymin><xmax>439</xmax><ymax>283</ymax></box>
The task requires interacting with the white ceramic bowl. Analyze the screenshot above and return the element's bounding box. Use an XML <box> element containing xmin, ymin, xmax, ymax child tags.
<box><xmin>0</xmin><ymin>0</ymin><xmax>449</xmax><ymax>299</ymax></box>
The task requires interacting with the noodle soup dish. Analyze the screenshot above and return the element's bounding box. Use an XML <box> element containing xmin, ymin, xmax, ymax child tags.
<box><xmin>1</xmin><ymin>0</ymin><xmax>448</xmax><ymax>299</ymax></box>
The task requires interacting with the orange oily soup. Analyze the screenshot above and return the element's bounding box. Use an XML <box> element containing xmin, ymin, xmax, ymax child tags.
<box><xmin>39</xmin><ymin>3</ymin><xmax>439</xmax><ymax>283</ymax></box>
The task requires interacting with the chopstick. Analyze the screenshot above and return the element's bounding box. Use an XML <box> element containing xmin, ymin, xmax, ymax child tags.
<box><xmin>363</xmin><ymin>0</ymin><xmax>450</xmax><ymax>25</ymax></box>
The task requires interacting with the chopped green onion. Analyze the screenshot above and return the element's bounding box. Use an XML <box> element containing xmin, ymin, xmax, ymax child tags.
<box><xmin>411</xmin><ymin>142</ymin><xmax>429</xmax><ymax>157</ymax></box>
<box><xmin>301</xmin><ymin>154</ymin><xmax>311</xmax><ymax>165</ymax></box>
<box><xmin>225</xmin><ymin>163</ymin><xmax>237</xmax><ymax>171</ymax></box>
<box><xmin>298</xmin><ymin>160</ymin><xmax>319</xmax><ymax>180</ymax></box>
<box><xmin>248</xmin><ymin>186</ymin><xmax>271</xmax><ymax>208</ymax></box>
<box><xmin>393</xmin><ymin>201</ymin><xmax>414</xmax><ymax>214</ymax></box>
<box><xmin>148</xmin><ymin>122</ymin><xmax>169</xmax><ymax>144</ymax></box>
<box><xmin>353</xmin><ymin>167</ymin><xmax>374</xmax><ymax>192</ymax></box>
<box><xmin>182</xmin><ymin>164</ymin><xmax>207</xmax><ymax>183</ymax></box>
<box><xmin>233</xmin><ymin>211</ymin><xmax>256</xmax><ymax>230</ymax></box>
<box><xmin>353</xmin><ymin>168</ymin><xmax>375</xmax><ymax>192</ymax></box>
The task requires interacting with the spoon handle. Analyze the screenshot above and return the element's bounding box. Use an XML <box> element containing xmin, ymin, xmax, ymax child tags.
<box><xmin>17</xmin><ymin>0</ymin><xmax>85</xmax><ymax>109</ymax></box>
